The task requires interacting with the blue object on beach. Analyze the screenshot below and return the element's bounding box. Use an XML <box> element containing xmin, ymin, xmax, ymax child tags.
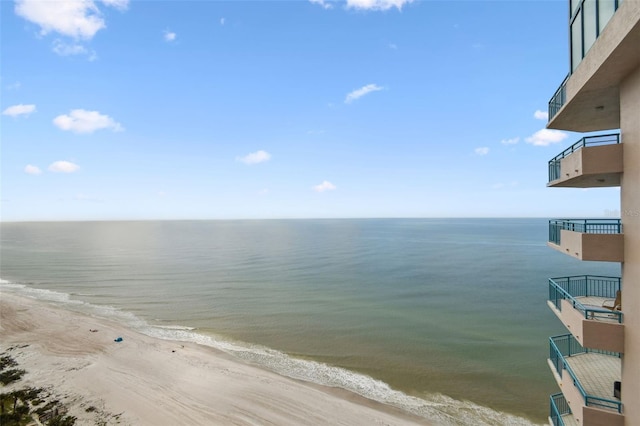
<box><xmin>114</xmin><ymin>337</ymin><xmax>123</xmax><ymax>342</ymax></box>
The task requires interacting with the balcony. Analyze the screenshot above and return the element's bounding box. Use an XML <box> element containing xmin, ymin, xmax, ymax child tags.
<box><xmin>548</xmin><ymin>276</ymin><xmax>623</xmax><ymax>353</ymax></box>
<box><xmin>547</xmin><ymin>134</ymin><xmax>622</xmax><ymax>188</ymax></box>
<box><xmin>549</xmin><ymin>393</ymin><xmax>577</xmax><ymax>426</ymax></box>
<box><xmin>546</xmin><ymin>0</ymin><xmax>640</xmax><ymax>132</ymax></box>
<box><xmin>548</xmin><ymin>334</ymin><xmax>623</xmax><ymax>425</ymax></box>
<box><xmin>548</xmin><ymin>75</ymin><xmax>568</xmax><ymax>122</ymax></box>
<box><xmin>548</xmin><ymin>219</ymin><xmax>623</xmax><ymax>262</ymax></box>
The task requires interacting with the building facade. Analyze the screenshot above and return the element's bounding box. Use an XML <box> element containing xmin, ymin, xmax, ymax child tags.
<box><xmin>545</xmin><ymin>1</ymin><xmax>640</xmax><ymax>425</ymax></box>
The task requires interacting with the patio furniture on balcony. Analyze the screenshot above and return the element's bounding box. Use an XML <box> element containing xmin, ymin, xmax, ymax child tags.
<box><xmin>602</xmin><ymin>290</ymin><xmax>622</xmax><ymax>311</ymax></box>
<box><xmin>548</xmin><ymin>334</ymin><xmax>623</xmax><ymax>425</ymax></box>
<box><xmin>548</xmin><ymin>276</ymin><xmax>623</xmax><ymax>352</ymax></box>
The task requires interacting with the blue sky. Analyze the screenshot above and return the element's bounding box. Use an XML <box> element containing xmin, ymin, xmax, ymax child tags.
<box><xmin>1</xmin><ymin>0</ymin><xmax>620</xmax><ymax>220</ymax></box>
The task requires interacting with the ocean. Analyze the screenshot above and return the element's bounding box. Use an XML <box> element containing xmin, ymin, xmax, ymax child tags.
<box><xmin>0</xmin><ymin>219</ymin><xmax>620</xmax><ymax>424</ymax></box>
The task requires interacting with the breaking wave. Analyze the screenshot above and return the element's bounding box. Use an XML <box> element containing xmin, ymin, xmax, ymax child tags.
<box><xmin>0</xmin><ymin>278</ymin><xmax>540</xmax><ymax>426</ymax></box>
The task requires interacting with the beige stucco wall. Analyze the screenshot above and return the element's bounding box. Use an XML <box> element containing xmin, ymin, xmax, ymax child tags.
<box><xmin>559</xmin><ymin>299</ymin><xmax>624</xmax><ymax>353</ymax></box>
<box><xmin>559</xmin><ymin>371</ymin><xmax>625</xmax><ymax>426</ymax></box>
<box><xmin>561</xmin><ymin>372</ymin><xmax>585</xmax><ymax>424</ymax></box>
<box><xmin>582</xmin><ymin>405</ymin><xmax>624</xmax><ymax>426</ymax></box>
<box><xmin>556</xmin><ymin>230</ymin><xmax>624</xmax><ymax>262</ymax></box>
<box><xmin>545</xmin><ymin>5</ymin><xmax>640</xmax><ymax>424</ymax></box>
<box><xmin>582</xmin><ymin>319</ymin><xmax>625</xmax><ymax>354</ymax></box>
<box><xmin>620</xmin><ymin>64</ymin><xmax>640</xmax><ymax>426</ymax></box>
<box><xmin>554</xmin><ymin>144</ymin><xmax>623</xmax><ymax>187</ymax></box>
<box><xmin>565</xmin><ymin>0</ymin><xmax>640</xmax><ymax>99</ymax></box>
<box><xmin>549</xmin><ymin>0</ymin><xmax>640</xmax><ymax>132</ymax></box>
<box><xmin>581</xmin><ymin>144</ymin><xmax>624</xmax><ymax>175</ymax></box>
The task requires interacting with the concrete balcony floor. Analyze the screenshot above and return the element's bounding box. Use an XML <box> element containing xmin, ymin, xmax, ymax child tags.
<box><xmin>566</xmin><ymin>353</ymin><xmax>621</xmax><ymax>405</ymax></box>
<box><xmin>573</xmin><ymin>296</ymin><xmax>621</xmax><ymax>323</ymax></box>
<box><xmin>559</xmin><ymin>413</ymin><xmax>578</xmax><ymax>426</ymax></box>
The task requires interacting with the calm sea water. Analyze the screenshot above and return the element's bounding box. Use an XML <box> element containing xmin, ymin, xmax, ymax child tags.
<box><xmin>0</xmin><ymin>219</ymin><xmax>620</xmax><ymax>424</ymax></box>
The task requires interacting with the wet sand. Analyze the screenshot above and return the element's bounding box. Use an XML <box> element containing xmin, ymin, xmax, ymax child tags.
<box><xmin>0</xmin><ymin>292</ymin><xmax>429</xmax><ymax>425</ymax></box>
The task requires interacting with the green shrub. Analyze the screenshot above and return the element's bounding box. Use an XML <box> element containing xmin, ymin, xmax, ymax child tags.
<box><xmin>48</xmin><ymin>415</ymin><xmax>77</xmax><ymax>426</ymax></box>
<box><xmin>0</xmin><ymin>369</ymin><xmax>26</xmax><ymax>385</ymax></box>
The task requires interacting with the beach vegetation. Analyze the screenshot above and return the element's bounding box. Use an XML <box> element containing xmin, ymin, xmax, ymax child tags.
<box><xmin>0</xmin><ymin>368</ymin><xmax>26</xmax><ymax>386</ymax></box>
<box><xmin>47</xmin><ymin>414</ymin><xmax>78</xmax><ymax>426</ymax></box>
<box><xmin>0</xmin><ymin>351</ymin><xmax>76</xmax><ymax>426</ymax></box>
<box><xmin>0</xmin><ymin>354</ymin><xmax>26</xmax><ymax>386</ymax></box>
<box><xmin>0</xmin><ymin>355</ymin><xmax>18</xmax><ymax>370</ymax></box>
<box><xmin>1</xmin><ymin>390</ymin><xmax>32</xmax><ymax>425</ymax></box>
<box><xmin>0</xmin><ymin>388</ymin><xmax>76</xmax><ymax>426</ymax></box>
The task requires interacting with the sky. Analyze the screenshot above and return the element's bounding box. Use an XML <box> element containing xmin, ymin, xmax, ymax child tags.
<box><xmin>1</xmin><ymin>0</ymin><xmax>621</xmax><ymax>221</ymax></box>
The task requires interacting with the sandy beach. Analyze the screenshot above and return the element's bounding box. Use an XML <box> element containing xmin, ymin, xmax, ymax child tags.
<box><xmin>0</xmin><ymin>292</ymin><xmax>429</xmax><ymax>425</ymax></box>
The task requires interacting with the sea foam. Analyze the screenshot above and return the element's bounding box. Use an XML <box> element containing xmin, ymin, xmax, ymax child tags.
<box><xmin>0</xmin><ymin>279</ymin><xmax>541</xmax><ymax>426</ymax></box>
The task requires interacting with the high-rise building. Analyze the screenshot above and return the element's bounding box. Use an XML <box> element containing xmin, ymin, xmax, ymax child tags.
<box><xmin>545</xmin><ymin>1</ymin><xmax>639</xmax><ymax>425</ymax></box>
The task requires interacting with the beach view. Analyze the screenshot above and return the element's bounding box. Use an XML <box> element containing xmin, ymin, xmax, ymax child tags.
<box><xmin>2</xmin><ymin>0</ymin><xmax>631</xmax><ymax>425</ymax></box>
<box><xmin>0</xmin><ymin>220</ymin><xmax>620</xmax><ymax>424</ymax></box>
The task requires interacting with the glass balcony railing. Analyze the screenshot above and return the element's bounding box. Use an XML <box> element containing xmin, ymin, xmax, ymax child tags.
<box><xmin>549</xmin><ymin>393</ymin><xmax>572</xmax><ymax>426</ymax></box>
<box><xmin>548</xmin><ymin>276</ymin><xmax>622</xmax><ymax>322</ymax></box>
<box><xmin>548</xmin><ymin>219</ymin><xmax>622</xmax><ymax>245</ymax></box>
<box><xmin>549</xmin><ymin>334</ymin><xmax>622</xmax><ymax>413</ymax></box>
<box><xmin>548</xmin><ymin>133</ymin><xmax>620</xmax><ymax>182</ymax></box>
<box><xmin>548</xmin><ymin>75</ymin><xmax>568</xmax><ymax>121</ymax></box>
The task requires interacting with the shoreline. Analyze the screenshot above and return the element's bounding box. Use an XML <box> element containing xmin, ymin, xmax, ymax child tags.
<box><xmin>0</xmin><ymin>292</ymin><xmax>431</xmax><ymax>425</ymax></box>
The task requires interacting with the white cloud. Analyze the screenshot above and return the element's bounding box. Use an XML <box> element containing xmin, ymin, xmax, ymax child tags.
<box><xmin>6</xmin><ymin>81</ymin><xmax>22</xmax><ymax>90</ymax></box>
<box><xmin>24</xmin><ymin>164</ymin><xmax>42</xmax><ymax>175</ymax></box>
<box><xmin>313</xmin><ymin>180</ymin><xmax>336</xmax><ymax>192</ymax></box>
<box><xmin>475</xmin><ymin>147</ymin><xmax>489</xmax><ymax>156</ymax></box>
<box><xmin>53</xmin><ymin>40</ymin><xmax>87</xmax><ymax>55</ymax></box>
<box><xmin>53</xmin><ymin>109</ymin><xmax>123</xmax><ymax>133</ymax></box>
<box><xmin>14</xmin><ymin>0</ymin><xmax>128</xmax><ymax>40</ymax></box>
<box><xmin>99</xmin><ymin>0</ymin><xmax>128</xmax><ymax>11</ymax></box>
<box><xmin>2</xmin><ymin>104</ymin><xmax>36</xmax><ymax>117</ymax></box>
<box><xmin>346</xmin><ymin>0</ymin><xmax>414</xmax><ymax>10</ymax></box>
<box><xmin>345</xmin><ymin>83</ymin><xmax>383</xmax><ymax>104</ymax></box>
<box><xmin>501</xmin><ymin>137</ymin><xmax>520</xmax><ymax>145</ymax></box>
<box><xmin>309</xmin><ymin>0</ymin><xmax>333</xmax><ymax>9</ymax></box>
<box><xmin>48</xmin><ymin>161</ymin><xmax>80</xmax><ymax>173</ymax></box>
<box><xmin>388</xmin><ymin>43</ymin><xmax>398</xmax><ymax>49</ymax></box>
<box><xmin>525</xmin><ymin>129</ymin><xmax>568</xmax><ymax>146</ymax></box>
<box><xmin>237</xmin><ymin>150</ymin><xmax>271</xmax><ymax>165</ymax></box>
<box><xmin>164</xmin><ymin>30</ymin><xmax>176</xmax><ymax>42</ymax></box>
<box><xmin>52</xmin><ymin>39</ymin><xmax>96</xmax><ymax>58</ymax></box>
<box><xmin>220</xmin><ymin>17</ymin><xmax>225</xmax><ymax>25</ymax></box>
<box><xmin>534</xmin><ymin>109</ymin><xmax>549</xmax><ymax>120</ymax></box>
